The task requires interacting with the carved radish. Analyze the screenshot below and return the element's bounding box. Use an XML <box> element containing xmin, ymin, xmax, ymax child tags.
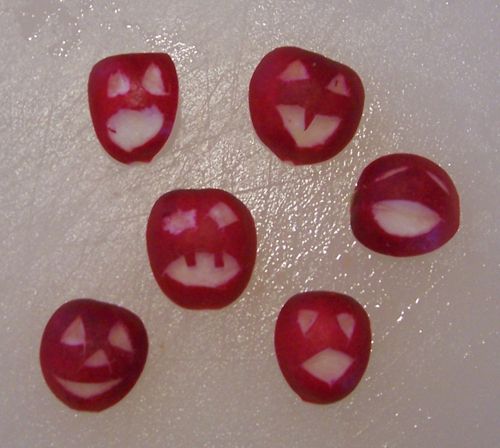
<box><xmin>146</xmin><ymin>189</ymin><xmax>257</xmax><ymax>309</ymax></box>
<box><xmin>350</xmin><ymin>153</ymin><xmax>460</xmax><ymax>256</ymax></box>
<box><xmin>274</xmin><ymin>291</ymin><xmax>371</xmax><ymax>404</ymax></box>
<box><xmin>88</xmin><ymin>53</ymin><xmax>178</xmax><ymax>164</ymax></box>
<box><xmin>39</xmin><ymin>299</ymin><xmax>148</xmax><ymax>412</ymax></box>
<box><xmin>249</xmin><ymin>46</ymin><xmax>364</xmax><ymax>165</ymax></box>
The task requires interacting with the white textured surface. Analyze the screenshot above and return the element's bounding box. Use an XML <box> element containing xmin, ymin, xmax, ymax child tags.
<box><xmin>0</xmin><ymin>1</ymin><xmax>499</xmax><ymax>447</ymax></box>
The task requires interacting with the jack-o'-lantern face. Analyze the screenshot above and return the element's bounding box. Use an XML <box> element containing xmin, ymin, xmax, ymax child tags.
<box><xmin>249</xmin><ymin>46</ymin><xmax>364</xmax><ymax>165</ymax></box>
<box><xmin>40</xmin><ymin>299</ymin><xmax>148</xmax><ymax>412</ymax></box>
<box><xmin>146</xmin><ymin>189</ymin><xmax>257</xmax><ymax>309</ymax></box>
<box><xmin>274</xmin><ymin>291</ymin><xmax>371</xmax><ymax>404</ymax></box>
<box><xmin>88</xmin><ymin>53</ymin><xmax>179</xmax><ymax>164</ymax></box>
<box><xmin>350</xmin><ymin>153</ymin><xmax>460</xmax><ymax>256</ymax></box>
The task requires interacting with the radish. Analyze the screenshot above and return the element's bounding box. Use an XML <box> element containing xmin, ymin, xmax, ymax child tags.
<box><xmin>274</xmin><ymin>291</ymin><xmax>371</xmax><ymax>404</ymax></box>
<box><xmin>350</xmin><ymin>153</ymin><xmax>460</xmax><ymax>256</ymax></box>
<box><xmin>88</xmin><ymin>53</ymin><xmax>178</xmax><ymax>164</ymax></box>
<box><xmin>146</xmin><ymin>189</ymin><xmax>257</xmax><ymax>309</ymax></box>
<box><xmin>39</xmin><ymin>299</ymin><xmax>148</xmax><ymax>412</ymax></box>
<box><xmin>249</xmin><ymin>46</ymin><xmax>364</xmax><ymax>165</ymax></box>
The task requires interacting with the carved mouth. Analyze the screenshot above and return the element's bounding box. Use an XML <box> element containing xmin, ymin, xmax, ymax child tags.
<box><xmin>163</xmin><ymin>251</ymin><xmax>241</xmax><ymax>288</ymax></box>
<box><xmin>106</xmin><ymin>105</ymin><xmax>164</xmax><ymax>152</ymax></box>
<box><xmin>55</xmin><ymin>376</ymin><xmax>122</xmax><ymax>399</ymax></box>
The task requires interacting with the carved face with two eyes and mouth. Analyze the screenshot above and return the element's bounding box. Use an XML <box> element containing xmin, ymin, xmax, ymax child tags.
<box><xmin>350</xmin><ymin>153</ymin><xmax>461</xmax><ymax>257</ymax></box>
<box><xmin>274</xmin><ymin>291</ymin><xmax>371</xmax><ymax>404</ymax></box>
<box><xmin>40</xmin><ymin>299</ymin><xmax>148</xmax><ymax>411</ymax></box>
<box><xmin>88</xmin><ymin>53</ymin><xmax>179</xmax><ymax>164</ymax></box>
<box><xmin>146</xmin><ymin>189</ymin><xmax>257</xmax><ymax>309</ymax></box>
<box><xmin>249</xmin><ymin>46</ymin><xmax>365</xmax><ymax>165</ymax></box>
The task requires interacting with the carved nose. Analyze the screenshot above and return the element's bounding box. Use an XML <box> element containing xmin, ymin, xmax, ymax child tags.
<box><xmin>84</xmin><ymin>349</ymin><xmax>110</xmax><ymax>368</ymax></box>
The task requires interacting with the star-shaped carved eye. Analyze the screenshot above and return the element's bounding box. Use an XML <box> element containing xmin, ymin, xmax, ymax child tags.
<box><xmin>162</xmin><ymin>209</ymin><xmax>198</xmax><ymax>235</ymax></box>
<box><xmin>60</xmin><ymin>316</ymin><xmax>86</xmax><ymax>346</ymax></box>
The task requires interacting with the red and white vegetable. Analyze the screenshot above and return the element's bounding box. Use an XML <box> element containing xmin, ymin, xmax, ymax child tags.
<box><xmin>274</xmin><ymin>291</ymin><xmax>371</xmax><ymax>404</ymax></box>
<box><xmin>146</xmin><ymin>189</ymin><xmax>257</xmax><ymax>309</ymax></box>
<box><xmin>40</xmin><ymin>299</ymin><xmax>148</xmax><ymax>412</ymax></box>
<box><xmin>249</xmin><ymin>46</ymin><xmax>364</xmax><ymax>165</ymax></box>
<box><xmin>350</xmin><ymin>153</ymin><xmax>460</xmax><ymax>256</ymax></box>
<box><xmin>88</xmin><ymin>53</ymin><xmax>178</xmax><ymax>164</ymax></box>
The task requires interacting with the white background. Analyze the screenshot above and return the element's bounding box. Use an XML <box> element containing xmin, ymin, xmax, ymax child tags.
<box><xmin>0</xmin><ymin>1</ymin><xmax>498</xmax><ymax>447</ymax></box>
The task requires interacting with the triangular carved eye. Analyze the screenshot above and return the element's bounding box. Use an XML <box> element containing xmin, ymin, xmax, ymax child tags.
<box><xmin>327</xmin><ymin>74</ymin><xmax>350</xmax><ymax>96</ymax></box>
<box><xmin>108</xmin><ymin>322</ymin><xmax>133</xmax><ymax>352</ymax></box>
<box><xmin>61</xmin><ymin>317</ymin><xmax>86</xmax><ymax>346</ymax></box>
<box><xmin>107</xmin><ymin>71</ymin><xmax>130</xmax><ymax>98</ymax></box>
<box><xmin>142</xmin><ymin>64</ymin><xmax>168</xmax><ymax>95</ymax></box>
<box><xmin>337</xmin><ymin>313</ymin><xmax>355</xmax><ymax>340</ymax></box>
<box><xmin>297</xmin><ymin>309</ymin><xmax>318</xmax><ymax>334</ymax></box>
<box><xmin>279</xmin><ymin>60</ymin><xmax>309</xmax><ymax>81</ymax></box>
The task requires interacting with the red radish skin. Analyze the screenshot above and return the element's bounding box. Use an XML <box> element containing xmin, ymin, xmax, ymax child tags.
<box><xmin>249</xmin><ymin>46</ymin><xmax>364</xmax><ymax>165</ymax></box>
<box><xmin>39</xmin><ymin>299</ymin><xmax>148</xmax><ymax>412</ymax></box>
<box><xmin>350</xmin><ymin>153</ymin><xmax>460</xmax><ymax>256</ymax></box>
<box><xmin>274</xmin><ymin>291</ymin><xmax>371</xmax><ymax>404</ymax></box>
<box><xmin>146</xmin><ymin>189</ymin><xmax>257</xmax><ymax>309</ymax></box>
<box><xmin>88</xmin><ymin>53</ymin><xmax>178</xmax><ymax>164</ymax></box>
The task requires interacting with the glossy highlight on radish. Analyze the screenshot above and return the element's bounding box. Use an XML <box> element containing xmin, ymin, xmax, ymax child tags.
<box><xmin>146</xmin><ymin>189</ymin><xmax>257</xmax><ymax>309</ymax></box>
<box><xmin>39</xmin><ymin>299</ymin><xmax>148</xmax><ymax>412</ymax></box>
<box><xmin>88</xmin><ymin>53</ymin><xmax>178</xmax><ymax>164</ymax></box>
<box><xmin>274</xmin><ymin>291</ymin><xmax>371</xmax><ymax>404</ymax></box>
<box><xmin>249</xmin><ymin>47</ymin><xmax>364</xmax><ymax>165</ymax></box>
<box><xmin>350</xmin><ymin>153</ymin><xmax>460</xmax><ymax>256</ymax></box>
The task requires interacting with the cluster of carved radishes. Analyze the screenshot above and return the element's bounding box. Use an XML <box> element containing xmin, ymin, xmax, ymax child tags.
<box><xmin>39</xmin><ymin>47</ymin><xmax>460</xmax><ymax>412</ymax></box>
